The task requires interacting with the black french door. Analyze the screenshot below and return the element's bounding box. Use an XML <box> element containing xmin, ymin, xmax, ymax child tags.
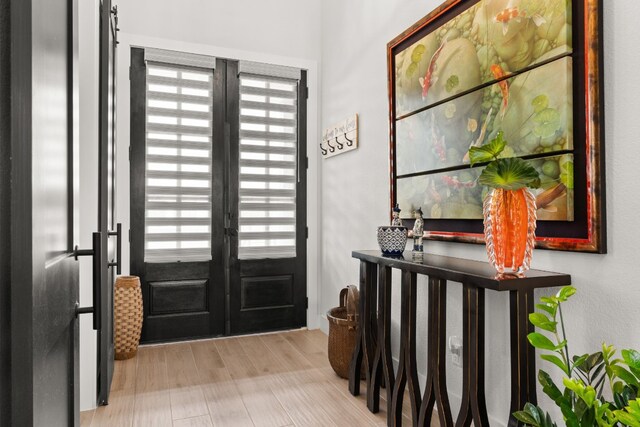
<box><xmin>130</xmin><ymin>49</ymin><xmax>226</xmax><ymax>342</ymax></box>
<box><xmin>130</xmin><ymin>54</ymin><xmax>307</xmax><ymax>343</ymax></box>
<box><xmin>97</xmin><ymin>0</ymin><xmax>119</xmax><ymax>406</ymax></box>
<box><xmin>227</xmin><ymin>62</ymin><xmax>308</xmax><ymax>335</ymax></box>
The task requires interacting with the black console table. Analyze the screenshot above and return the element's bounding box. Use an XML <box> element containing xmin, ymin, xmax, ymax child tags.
<box><xmin>348</xmin><ymin>250</ymin><xmax>571</xmax><ymax>427</ymax></box>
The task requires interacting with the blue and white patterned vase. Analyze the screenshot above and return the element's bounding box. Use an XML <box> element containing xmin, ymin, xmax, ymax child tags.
<box><xmin>377</xmin><ymin>226</ymin><xmax>408</xmax><ymax>256</ymax></box>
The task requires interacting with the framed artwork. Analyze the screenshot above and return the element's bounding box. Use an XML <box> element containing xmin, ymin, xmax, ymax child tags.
<box><xmin>388</xmin><ymin>0</ymin><xmax>605</xmax><ymax>253</ymax></box>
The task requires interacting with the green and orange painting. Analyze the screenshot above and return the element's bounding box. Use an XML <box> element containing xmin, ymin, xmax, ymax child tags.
<box><xmin>394</xmin><ymin>0</ymin><xmax>574</xmax><ymax>221</ymax></box>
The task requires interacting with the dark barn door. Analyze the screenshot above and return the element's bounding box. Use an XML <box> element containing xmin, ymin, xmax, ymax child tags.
<box><xmin>97</xmin><ymin>0</ymin><xmax>120</xmax><ymax>406</ymax></box>
<box><xmin>10</xmin><ymin>0</ymin><xmax>81</xmax><ymax>425</ymax></box>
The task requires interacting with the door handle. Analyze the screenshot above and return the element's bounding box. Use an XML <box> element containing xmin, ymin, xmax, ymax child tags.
<box><xmin>224</xmin><ymin>227</ymin><xmax>238</xmax><ymax>237</ymax></box>
<box><xmin>108</xmin><ymin>223</ymin><xmax>122</xmax><ymax>274</ymax></box>
<box><xmin>74</xmin><ymin>232</ymin><xmax>102</xmax><ymax>331</ymax></box>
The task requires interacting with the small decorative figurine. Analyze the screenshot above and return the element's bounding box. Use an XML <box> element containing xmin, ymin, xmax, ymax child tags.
<box><xmin>391</xmin><ymin>204</ymin><xmax>403</xmax><ymax>227</ymax></box>
<box><xmin>412</xmin><ymin>207</ymin><xmax>424</xmax><ymax>253</ymax></box>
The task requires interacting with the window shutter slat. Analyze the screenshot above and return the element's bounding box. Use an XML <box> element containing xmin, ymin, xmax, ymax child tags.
<box><xmin>147</xmin><ymin>75</ymin><xmax>212</xmax><ymax>90</ymax></box>
<box><xmin>146</xmin><ymin>91</ymin><xmax>213</xmax><ymax>104</ymax></box>
<box><xmin>147</xmin><ymin>108</ymin><xmax>211</xmax><ymax>121</ymax></box>
<box><xmin>239</xmin><ymin>130</ymin><xmax>296</xmax><ymax>141</ymax></box>
<box><xmin>238</xmin><ymin>159</ymin><xmax>296</xmax><ymax>169</ymax></box>
<box><xmin>144</xmin><ymin>61</ymin><xmax>214</xmax><ymax>263</ymax></box>
<box><xmin>147</xmin><ymin>123</ymin><xmax>212</xmax><ymax>134</ymax></box>
<box><xmin>240</xmin><ymin>100</ymin><xmax>296</xmax><ymax>113</ymax></box>
<box><xmin>238</xmin><ymin>72</ymin><xmax>299</xmax><ymax>260</ymax></box>
<box><xmin>239</xmin><ymin>217</ymin><xmax>296</xmax><ymax>226</ymax></box>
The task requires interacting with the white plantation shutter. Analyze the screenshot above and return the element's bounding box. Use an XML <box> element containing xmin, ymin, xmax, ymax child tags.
<box><xmin>144</xmin><ymin>56</ymin><xmax>215</xmax><ymax>263</ymax></box>
<box><xmin>238</xmin><ymin>67</ymin><xmax>300</xmax><ymax>260</ymax></box>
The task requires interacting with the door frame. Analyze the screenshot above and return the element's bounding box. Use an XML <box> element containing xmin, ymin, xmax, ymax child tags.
<box><xmin>0</xmin><ymin>0</ymin><xmax>12</xmax><ymax>424</ymax></box>
<box><xmin>117</xmin><ymin>33</ymin><xmax>320</xmax><ymax>331</ymax></box>
<box><xmin>97</xmin><ymin>0</ymin><xmax>118</xmax><ymax>405</ymax></box>
<box><xmin>129</xmin><ymin>53</ymin><xmax>309</xmax><ymax>340</ymax></box>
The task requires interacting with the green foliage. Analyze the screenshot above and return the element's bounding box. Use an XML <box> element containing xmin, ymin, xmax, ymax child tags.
<box><xmin>514</xmin><ymin>403</ymin><xmax>558</xmax><ymax>427</ymax></box>
<box><xmin>513</xmin><ymin>286</ymin><xmax>640</xmax><ymax>426</ymax></box>
<box><xmin>478</xmin><ymin>157</ymin><xmax>542</xmax><ymax>190</ymax></box>
<box><xmin>469</xmin><ymin>131</ymin><xmax>508</xmax><ymax>166</ymax></box>
<box><xmin>468</xmin><ymin>131</ymin><xmax>542</xmax><ymax>190</ymax></box>
<box><xmin>614</xmin><ymin>400</ymin><xmax>640</xmax><ymax>427</ymax></box>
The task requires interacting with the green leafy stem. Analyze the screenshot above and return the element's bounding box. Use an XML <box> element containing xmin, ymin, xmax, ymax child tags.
<box><xmin>513</xmin><ymin>286</ymin><xmax>640</xmax><ymax>427</ymax></box>
<box><xmin>468</xmin><ymin>131</ymin><xmax>541</xmax><ymax>191</ymax></box>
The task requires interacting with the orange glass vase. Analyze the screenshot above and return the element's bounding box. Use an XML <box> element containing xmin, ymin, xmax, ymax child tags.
<box><xmin>483</xmin><ymin>188</ymin><xmax>537</xmax><ymax>276</ymax></box>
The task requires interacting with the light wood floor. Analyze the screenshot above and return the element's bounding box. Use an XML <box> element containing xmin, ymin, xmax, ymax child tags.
<box><xmin>80</xmin><ymin>329</ymin><xmax>414</xmax><ymax>427</ymax></box>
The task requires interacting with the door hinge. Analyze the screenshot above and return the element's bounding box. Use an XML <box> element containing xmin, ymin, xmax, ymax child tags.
<box><xmin>305</xmin><ymin>297</ymin><xmax>308</xmax><ymax>309</ymax></box>
<box><xmin>304</xmin><ymin>86</ymin><xmax>309</xmax><ymax>99</ymax></box>
<box><xmin>129</xmin><ymin>66</ymin><xmax>132</xmax><ymax>81</ymax></box>
<box><xmin>305</xmin><ymin>156</ymin><xmax>309</xmax><ymax>170</ymax></box>
<box><xmin>305</xmin><ymin>227</ymin><xmax>309</xmax><ymax>239</ymax></box>
<box><xmin>128</xmin><ymin>229</ymin><xmax>131</xmax><ymax>243</ymax></box>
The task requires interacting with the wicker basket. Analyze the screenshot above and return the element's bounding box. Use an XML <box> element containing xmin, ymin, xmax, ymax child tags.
<box><xmin>327</xmin><ymin>285</ymin><xmax>359</xmax><ymax>379</ymax></box>
<box><xmin>114</xmin><ymin>276</ymin><xmax>143</xmax><ymax>360</ymax></box>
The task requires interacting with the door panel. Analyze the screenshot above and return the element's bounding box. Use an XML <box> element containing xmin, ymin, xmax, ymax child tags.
<box><xmin>130</xmin><ymin>49</ymin><xmax>226</xmax><ymax>343</ymax></box>
<box><xmin>227</xmin><ymin>64</ymin><xmax>308</xmax><ymax>335</ymax></box>
<box><xmin>149</xmin><ymin>280</ymin><xmax>208</xmax><ymax>314</ymax></box>
<box><xmin>10</xmin><ymin>0</ymin><xmax>80</xmax><ymax>425</ymax></box>
<box><xmin>97</xmin><ymin>0</ymin><xmax>117</xmax><ymax>405</ymax></box>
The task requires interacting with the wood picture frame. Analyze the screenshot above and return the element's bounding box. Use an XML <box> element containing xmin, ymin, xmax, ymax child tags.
<box><xmin>387</xmin><ymin>0</ymin><xmax>605</xmax><ymax>253</ymax></box>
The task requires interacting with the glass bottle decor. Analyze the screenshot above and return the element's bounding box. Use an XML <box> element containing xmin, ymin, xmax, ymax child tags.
<box><xmin>468</xmin><ymin>131</ymin><xmax>541</xmax><ymax>276</ymax></box>
<box><xmin>483</xmin><ymin>188</ymin><xmax>537</xmax><ymax>276</ymax></box>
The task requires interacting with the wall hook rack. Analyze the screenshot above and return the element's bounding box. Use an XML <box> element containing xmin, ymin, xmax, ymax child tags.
<box><xmin>321</xmin><ymin>114</ymin><xmax>358</xmax><ymax>159</ymax></box>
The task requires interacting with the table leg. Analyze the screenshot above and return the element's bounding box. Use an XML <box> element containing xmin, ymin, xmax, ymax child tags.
<box><xmin>455</xmin><ymin>284</ymin><xmax>489</xmax><ymax>427</ymax></box>
<box><xmin>508</xmin><ymin>289</ymin><xmax>537</xmax><ymax>427</ymax></box>
<box><xmin>369</xmin><ymin>265</ymin><xmax>394</xmax><ymax>414</ymax></box>
<box><xmin>349</xmin><ymin>261</ymin><xmax>377</xmax><ymax>396</ymax></box>
<box><xmin>419</xmin><ymin>277</ymin><xmax>453</xmax><ymax>426</ymax></box>
<box><xmin>391</xmin><ymin>270</ymin><xmax>421</xmax><ymax>426</ymax></box>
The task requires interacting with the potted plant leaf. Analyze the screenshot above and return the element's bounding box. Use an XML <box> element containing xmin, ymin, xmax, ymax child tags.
<box><xmin>513</xmin><ymin>286</ymin><xmax>640</xmax><ymax>426</ymax></box>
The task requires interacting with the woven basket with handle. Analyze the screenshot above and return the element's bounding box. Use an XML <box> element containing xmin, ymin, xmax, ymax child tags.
<box><xmin>327</xmin><ymin>285</ymin><xmax>359</xmax><ymax>379</ymax></box>
<box><xmin>114</xmin><ymin>276</ymin><xmax>143</xmax><ymax>360</ymax></box>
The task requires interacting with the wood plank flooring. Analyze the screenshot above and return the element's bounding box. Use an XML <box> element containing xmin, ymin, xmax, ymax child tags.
<box><xmin>81</xmin><ymin>329</ymin><xmax>415</xmax><ymax>427</ymax></box>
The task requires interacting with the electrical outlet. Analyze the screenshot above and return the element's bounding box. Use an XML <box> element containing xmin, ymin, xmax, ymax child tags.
<box><xmin>449</xmin><ymin>336</ymin><xmax>462</xmax><ymax>367</ymax></box>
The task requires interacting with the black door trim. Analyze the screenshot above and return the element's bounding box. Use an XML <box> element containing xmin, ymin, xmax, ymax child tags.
<box><xmin>0</xmin><ymin>0</ymin><xmax>11</xmax><ymax>423</ymax></box>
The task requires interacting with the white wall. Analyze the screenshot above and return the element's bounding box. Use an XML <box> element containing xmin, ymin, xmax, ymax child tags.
<box><xmin>319</xmin><ymin>0</ymin><xmax>640</xmax><ymax>424</ymax></box>
<box><xmin>79</xmin><ymin>0</ymin><xmax>323</xmax><ymax>411</ymax></box>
